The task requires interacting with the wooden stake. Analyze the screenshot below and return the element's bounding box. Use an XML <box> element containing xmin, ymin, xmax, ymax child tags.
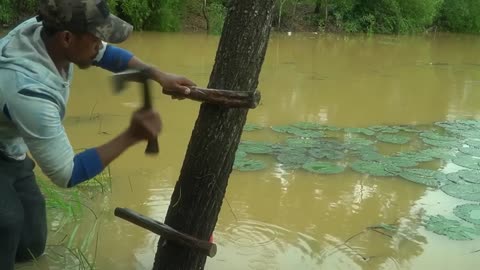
<box><xmin>163</xmin><ymin>87</ymin><xmax>261</xmax><ymax>108</ymax></box>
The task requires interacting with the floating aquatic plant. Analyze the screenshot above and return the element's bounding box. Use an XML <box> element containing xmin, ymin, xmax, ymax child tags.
<box><xmin>441</xmin><ymin>183</ymin><xmax>480</xmax><ymax>202</ymax></box>
<box><xmin>420</xmin><ymin>148</ymin><xmax>455</xmax><ymax>160</ymax></box>
<box><xmin>350</xmin><ymin>160</ymin><xmax>401</xmax><ymax>177</ymax></box>
<box><xmin>454</xmin><ymin>204</ymin><xmax>480</xmax><ymax>225</ymax></box>
<box><xmin>446</xmin><ymin>170</ymin><xmax>480</xmax><ymax>184</ymax></box>
<box><xmin>424</xmin><ymin>215</ymin><xmax>480</xmax><ymax>240</ymax></box>
<box><xmin>459</xmin><ymin>146</ymin><xmax>480</xmax><ymax>157</ymax></box>
<box><xmin>302</xmin><ymin>161</ymin><xmax>345</xmax><ymax>174</ymax></box>
<box><xmin>238</xmin><ymin>141</ymin><xmax>274</xmax><ymax>154</ymax></box>
<box><xmin>422</xmin><ymin>138</ymin><xmax>459</xmax><ymax>148</ymax></box>
<box><xmin>345</xmin><ymin>127</ymin><xmax>375</xmax><ymax>136</ymax></box>
<box><xmin>285</xmin><ymin>138</ymin><xmax>319</xmax><ymax>148</ymax></box>
<box><xmin>271</xmin><ymin>125</ymin><xmax>325</xmax><ymax>137</ymax></box>
<box><xmin>376</xmin><ymin>134</ymin><xmax>410</xmax><ymax>144</ymax></box>
<box><xmin>308</xmin><ymin>148</ymin><xmax>345</xmax><ymax>160</ymax></box>
<box><xmin>393</xmin><ymin>151</ymin><xmax>435</xmax><ymax>163</ymax></box>
<box><xmin>369</xmin><ymin>125</ymin><xmax>400</xmax><ymax>134</ymax></box>
<box><xmin>292</xmin><ymin>122</ymin><xmax>341</xmax><ymax>131</ymax></box>
<box><xmin>420</xmin><ymin>132</ymin><xmax>457</xmax><ymax>142</ymax></box>
<box><xmin>233</xmin><ymin>159</ymin><xmax>267</xmax><ymax>172</ymax></box>
<box><xmin>399</xmin><ymin>168</ymin><xmax>447</xmax><ymax>187</ymax></box>
<box><xmin>452</xmin><ymin>154</ymin><xmax>480</xmax><ymax>170</ymax></box>
<box><xmin>276</xmin><ymin>152</ymin><xmax>315</xmax><ymax>169</ymax></box>
<box><xmin>243</xmin><ymin>123</ymin><xmax>264</xmax><ymax>131</ymax></box>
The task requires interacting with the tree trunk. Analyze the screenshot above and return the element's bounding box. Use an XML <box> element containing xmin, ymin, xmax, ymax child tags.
<box><xmin>152</xmin><ymin>0</ymin><xmax>276</xmax><ymax>269</ymax></box>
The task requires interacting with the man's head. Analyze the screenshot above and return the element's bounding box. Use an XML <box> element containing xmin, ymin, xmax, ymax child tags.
<box><xmin>38</xmin><ymin>0</ymin><xmax>133</xmax><ymax>69</ymax></box>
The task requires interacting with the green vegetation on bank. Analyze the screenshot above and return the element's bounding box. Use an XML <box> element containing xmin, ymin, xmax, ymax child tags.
<box><xmin>1</xmin><ymin>0</ymin><xmax>479</xmax><ymax>34</ymax></box>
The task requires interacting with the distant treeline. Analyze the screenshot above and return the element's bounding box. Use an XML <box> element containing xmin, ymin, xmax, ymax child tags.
<box><xmin>1</xmin><ymin>0</ymin><xmax>479</xmax><ymax>34</ymax></box>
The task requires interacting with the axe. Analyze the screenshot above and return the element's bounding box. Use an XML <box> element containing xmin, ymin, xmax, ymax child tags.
<box><xmin>112</xmin><ymin>69</ymin><xmax>159</xmax><ymax>155</ymax></box>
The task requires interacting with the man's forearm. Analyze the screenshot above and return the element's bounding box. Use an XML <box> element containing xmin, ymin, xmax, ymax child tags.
<box><xmin>96</xmin><ymin>130</ymin><xmax>138</xmax><ymax>168</ymax></box>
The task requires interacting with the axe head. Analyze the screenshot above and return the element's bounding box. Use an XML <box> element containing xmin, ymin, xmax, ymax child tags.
<box><xmin>112</xmin><ymin>69</ymin><xmax>150</xmax><ymax>94</ymax></box>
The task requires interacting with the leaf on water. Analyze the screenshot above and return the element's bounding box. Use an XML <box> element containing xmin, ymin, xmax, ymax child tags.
<box><xmin>235</xmin><ymin>151</ymin><xmax>247</xmax><ymax>160</ymax></box>
<box><xmin>345</xmin><ymin>127</ymin><xmax>375</xmax><ymax>136</ymax></box>
<box><xmin>243</xmin><ymin>123</ymin><xmax>264</xmax><ymax>132</ymax></box>
<box><xmin>447</xmin><ymin>170</ymin><xmax>480</xmax><ymax>184</ymax></box>
<box><xmin>302</xmin><ymin>161</ymin><xmax>345</xmax><ymax>174</ymax></box>
<box><xmin>452</xmin><ymin>154</ymin><xmax>480</xmax><ymax>170</ymax></box>
<box><xmin>424</xmin><ymin>215</ymin><xmax>480</xmax><ymax>241</ymax></box>
<box><xmin>358</xmin><ymin>150</ymin><xmax>385</xmax><ymax>161</ymax></box>
<box><xmin>465</xmin><ymin>139</ymin><xmax>480</xmax><ymax>149</ymax></box>
<box><xmin>369</xmin><ymin>125</ymin><xmax>400</xmax><ymax>134</ymax></box>
<box><xmin>238</xmin><ymin>141</ymin><xmax>274</xmax><ymax>154</ymax></box>
<box><xmin>420</xmin><ymin>148</ymin><xmax>456</xmax><ymax>160</ymax></box>
<box><xmin>459</xmin><ymin>146</ymin><xmax>480</xmax><ymax>157</ymax></box>
<box><xmin>454</xmin><ymin>204</ymin><xmax>480</xmax><ymax>225</ymax></box>
<box><xmin>350</xmin><ymin>160</ymin><xmax>401</xmax><ymax>177</ymax></box>
<box><xmin>441</xmin><ymin>183</ymin><xmax>480</xmax><ymax>202</ymax></box>
<box><xmin>393</xmin><ymin>151</ymin><xmax>435</xmax><ymax>163</ymax></box>
<box><xmin>382</xmin><ymin>156</ymin><xmax>418</xmax><ymax>168</ymax></box>
<box><xmin>345</xmin><ymin>137</ymin><xmax>375</xmax><ymax>146</ymax></box>
<box><xmin>277</xmin><ymin>152</ymin><xmax>315</xmax><ymax>169</ymax></box>
<box><xmin>399</xmin><ymin>168</ymin><xmax>447</xmax><ymax>187</ymax></box>
<box><xmin>233</xmin><ymin>159</ymin><xmax>267</xmax><ymax>172</ymax></box>
<box><xmin>292</xmin><ymin>122</ymin><xmax>341</xmax><ymax>131</ymax></box>
<box><xmin>422</xmin><ymin>138</ymin><xmax>459</xmax><ymax>148</ymax></box>
<box><xmin>286</xmin><ymin>138</ymin><xmax>319</xmax><ymax>148</ymax></box>
<box><xmin>271</xmin><ymin>125</ymin><xmax>325</xmax><ymax>138</ymax></box>
<box><xmin>376</xmin><ymin>134</ymin><xmax>411</xmax><ymax>144</ymax></box>
<box><xmin>420</xmin><ymin>132</ymin><xmax>457</xmax><ymax>142</ymax></box>
<box><xmin>308</xmin><ymin>148</ymin><xmax>345</xmax><ymax>160</ymax></box>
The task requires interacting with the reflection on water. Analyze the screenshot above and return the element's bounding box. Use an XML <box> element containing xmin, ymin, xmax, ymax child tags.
<box><xmin>14</xmin><ymin>31</ymin><xmax>480</xmax><ymax>269</ymax></box>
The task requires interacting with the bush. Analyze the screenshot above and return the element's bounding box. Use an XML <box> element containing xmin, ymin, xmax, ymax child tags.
<box><xmin>439</xmin><ymin>0</ymin><xmax>480</xmax><ymax>33</ymax></box>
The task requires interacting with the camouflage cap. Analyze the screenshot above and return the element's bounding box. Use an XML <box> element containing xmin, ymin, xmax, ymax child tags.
<box><xmin>38</xmin><ymin>0</ymin><xmax>133</xmax><ymax>43</ymax></box>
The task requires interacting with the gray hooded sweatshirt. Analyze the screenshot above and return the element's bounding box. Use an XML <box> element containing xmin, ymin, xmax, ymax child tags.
<box><xmin>0</xmin><ymin>18</ymin><xmax>106</xmax><ymax>187</ymax></box>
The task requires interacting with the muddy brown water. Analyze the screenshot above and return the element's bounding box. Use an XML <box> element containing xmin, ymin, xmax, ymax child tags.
<box><xmin>7</xmin><ymin>31</ymin><xmax>480</xmax><ymax>269</ymax></box>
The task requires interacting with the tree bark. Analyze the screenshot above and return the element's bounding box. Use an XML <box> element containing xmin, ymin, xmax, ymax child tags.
<box><xmin>152</xmin><ymin>0</ymin><xmax>276</xmax><ymax>269</ymax></box>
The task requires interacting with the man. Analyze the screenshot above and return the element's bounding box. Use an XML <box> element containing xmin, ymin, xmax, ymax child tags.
<box><xmin>0</xmin><ymin>0</ymin><xmax>196</xmax><ymax>268</ymax></box>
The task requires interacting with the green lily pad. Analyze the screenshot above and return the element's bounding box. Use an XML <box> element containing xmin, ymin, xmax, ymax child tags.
<box><xmin>238</xmin><ymin>141</ymin><xmax>274</xmax><ymax>154</ymax></box>
<box><xmin>420</xmin><ymin>132</ymin><xmax>457</xmax><ymax>141</ymax></box>
<box><xmin>285</xmin><ymin>138</ymin><xmax>319</xmax><ymax>148</ymax></box>
<box><xmin>358</xmin><ymin>150</ymin><xmax>385</xmax><ymax>161</ymax></box>
<box><xmin>465</xmin><ymin>139</ymin><xmax>480</xmax><ymax>149</ymax></box>
<box><xmin>454</xmin><ymin>204</ymin><xmax>480</xmax><ymax>225</ymax></box>
<box><xmin>345</xmin><ymin>137</ymin><xmax>375</xmax><ymax>146</ymax></box>
<box><xmin>350</xmin><ymin>160</ymin><xmax>401</xmax><ymax>177</ymax></box>
<box><xmin>369</xmin><ymin>125</ymin><xmax>400</xmax><ymax>134</ymax></box>
<box><xmin>425</xmin><ymin>215</ymin><xmax>480</xmax><ymax>240</ymax></box>
<box><xmin>235</xmin><ymin>151</ymin><xmax>247</xmax><ymax>160</ymax></box>
<box><xmin>452</xmin><ymin>154</ymin><xmax>480</xmax><ymax>170</ymax></box>
<box><xmin>420</xmin><ymin>148</ymin><xmax>456</xmax><ymax>160</ymax></box>
<box><xmin>459</xmin><ymin>147</ymin><xmax>480</xmax><ymax>157</ymax></box>
<box><xmin>382</xmin><ymin>157</ymin><xmax>418</xmax><ymax>168</ymax></box>
<box><xmin>271</xmin><ymin>125</ymin><xmax>298</xmax><ymax>134</ymax></box>
<box><xmin>292</xmin><ymin>122</ymin><xmax>341</xmax><ymax>131</ymax></box>
<box><xmin>345</xmin><ymin>128</ymin><xmax>375</xmax><ymax>136</ymax></box>
<box><xmin>393</xmin><ymin>151</ymin><xmax>435</xmax><ymax>163</ymax></box>
<box><xmin>272</xmin><ymin>125</ymin><xmax>325</xmax><ymax>138</ymax></box>
<box><xmin>308</xmin><ymin>148</ymin><xmax>345</xmax><ymax>160</ymax></box>
<box><xmin>277</xmin><ymin>152</ymin><xmax>315</xmax><ymax>169</ymax></box>
<box><xmin>302</xmin><ymin>161</ymin><xmax>345</xmax><ymax>174</ymax></box>
<box><xmin>395</xmin><ymin>125</ymin><xmax>422</xmax><ymax>133</ymax></box>
<box><xmin>422</xmin><ymin>138</ymin><xmax>459</xmax><ymax>148</ymax></box>
<box><xmin>441</xmin><ymin>183</ymin><xmax>480</xmax><ymax>202</ymax></box>
<box><xmin>447</xmin><ymin>170</ymin><xmax>480</xmax><ymax>184</ymax></box>
<box><xmin>399</xmin><ymin>168</ymin><xmax>447</xmax><ymax>187</ymax></box>
<box><xmin>233</xmin><ymin>159</ymin><xmax>267</xmax><ymax>171</ymax></box>
<box><xmin>376</xmin><ymin>134</ymin><xmax>410</xmax><ymax>144</ymax></box>
<box><xmin>243</xmin><ymin>123</ymin><xmax>264</xmax><ymax>131</ymax></box>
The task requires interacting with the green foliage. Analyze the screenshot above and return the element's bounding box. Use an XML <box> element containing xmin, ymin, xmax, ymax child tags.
<box><xmin>206</xmin><ymin>1</ymin><xmax>226</xmax><ymax>35</ymax></box>
<box><xmin>439</xmin><ymin>0</ymin><xmax>480</xmax><ymax>33</ymax></box>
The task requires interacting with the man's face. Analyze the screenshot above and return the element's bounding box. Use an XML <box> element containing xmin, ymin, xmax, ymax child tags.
<box><xmin>65</xmin><ymin>32</ymin><xmax>102</xmax><ymax>69</ymax></box>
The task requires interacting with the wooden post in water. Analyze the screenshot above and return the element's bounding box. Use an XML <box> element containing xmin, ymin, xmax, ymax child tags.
<box><xmin>152</xmin><ymin>0</ymin><xmax>276</xmax><ymax>269</ymax></box>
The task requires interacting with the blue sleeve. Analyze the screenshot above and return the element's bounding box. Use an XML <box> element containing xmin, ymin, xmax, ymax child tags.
<box><xmin>93</xmin><ymin>44</ymin><xmax>134</xmax><ymax>73</ymax></box>
<box><xmin>68</xmin><ymin>148</ymin><xmax>104</xmax><ymax>188</ymax></box>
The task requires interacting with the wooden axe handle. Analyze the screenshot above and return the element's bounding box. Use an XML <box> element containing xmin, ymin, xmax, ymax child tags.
<box><xmin>143</xmin><ymin>80</ymin><xmax>159</xmax><ymax>154</ymax></box>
